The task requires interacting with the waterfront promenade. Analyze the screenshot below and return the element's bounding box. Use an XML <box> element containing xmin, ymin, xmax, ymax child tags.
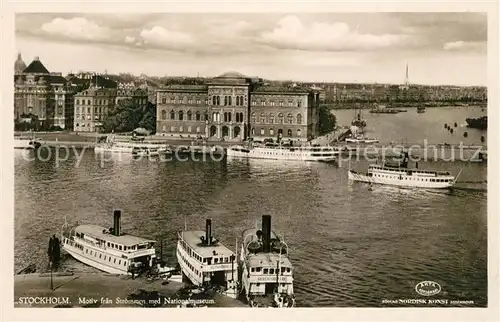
<box><xmin>14</xmin><ymin>273</ymin><xmax>245</xmax><ymax>308</ymax></box>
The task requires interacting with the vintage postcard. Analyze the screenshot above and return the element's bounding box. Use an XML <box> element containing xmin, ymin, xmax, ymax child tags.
<box><xmin>1</xmin><ymin>1</ymin><xmax>498</xmax><ymax>321</ymax></box>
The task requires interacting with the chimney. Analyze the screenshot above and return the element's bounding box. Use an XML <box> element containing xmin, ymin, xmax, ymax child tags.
<box><xmin>262</xmin><ymin>215</ymin><xmax>271</xmax><ymax>253</ymax></box>
<box><xmin>113</xmin><ymin>210</ymin><xmax>121</xmax><ymax>236</ymax></box>
<box><xmin>205</xmin><ymin>219</ymin><xmax>212</xmax><ymax>246</ymax></box>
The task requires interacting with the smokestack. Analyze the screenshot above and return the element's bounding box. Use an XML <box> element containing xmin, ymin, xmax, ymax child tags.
<box><xmin>262</xmin><ymin>215</ymin><xmax>271</xmax><ymax>253</ymax></box>
<box><xmin>113</xmin><ymin>210</ymin><xmax>121</xmax><ymax>236</ymax></box>
<box><xmin>205</xmin><ymin>219</ymin><xmax>212</xmax><ymax>246</ymax></box>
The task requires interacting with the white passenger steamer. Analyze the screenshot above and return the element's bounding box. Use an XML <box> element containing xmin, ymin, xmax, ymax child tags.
<box><xmin>177</xmin><ymin>219</ymin><xmax>238</xmax><ymax>299</ymax></box>
<box><xmin>95</xmin><ymin>135</ymin><xmax>170</xmax><ymax>155</ymax></box>
<box><xmin>61</xmin><ymin>210</ymin><xmax>157</xmax><ymax>275</ymax></box>
<box><xmin>239</xmin><ymin>215</ymin><xmax>295</xmax><ymax>308</ymax></box>
<box><xmin>227</xmin><ymin>143</ymin><xmax>339</xmax><ymax>162</ymax></box>
<box><xmin>348</xmin><ymin>151</ymin><xmax>459</xmax><ymax>189</ymax></box>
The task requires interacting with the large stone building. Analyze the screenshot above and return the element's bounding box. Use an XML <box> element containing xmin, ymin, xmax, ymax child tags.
<box><xmin>115</xmin><ymin>84</ymin><xmax>148</xmax><ymax>106</ymax></box>
<box><xmin>156</xmin><ymin>72</ymin><xmax>320</xmax><ymax>142</ymax></box>
<box><xmin>73</xmin><ymin>87</ymin><xmax>117</xmax><ymax>132</ymax></box>
<box><xmin>14</xmin><ymin>54</ymin><xmax>76</xmax><ymax>129</ymax></box>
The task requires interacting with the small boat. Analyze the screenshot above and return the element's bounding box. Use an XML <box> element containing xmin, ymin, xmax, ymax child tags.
<box><xmin>417</xmin><ymin>106</ymin><xmax>426</xmax><ymax>113</ymax></box>
<box><xmin>226</xmin><ymin>143</ymin><xmax>340</xmax><ymax>162</ymax></box>
<box><xmin>14</xmin><ymin>136</ymin><xmax>41</xmax><ymax>149</ymax></box>
<box><xmin>466</xmin><ymin>116</ymin><xmax>487</xmax><ymax>130</ymax></box>
<box><xmin>176</xmin><ymin>219</ymin><xmax>238</xmax><ymax>299</ymax></box>
<box><xmin>61</xmin><ymin>210</ymin><xmax>157</xmax><ymax>275</ymax></box>
<box><xmin>240</xmin><ymin>215</ymin><xmax>295</xmax><ymax>308</ymax></box>
<box><xmin>348</xmin><ymin>151</ymin><xmax>459</xmax><ymax>189</ymax></box>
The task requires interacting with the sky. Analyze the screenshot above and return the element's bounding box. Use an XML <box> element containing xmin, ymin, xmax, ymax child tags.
<box><xmin>15</xmin><ymin>13</ymin><xmax>488</xmax><ymax>86</ymax></box>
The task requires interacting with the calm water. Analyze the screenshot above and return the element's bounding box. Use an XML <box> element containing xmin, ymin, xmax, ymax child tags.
<box><xmin>14</xmin><ymin>107</ymin><xmax>487</xmax><ymax>307</ymax></box>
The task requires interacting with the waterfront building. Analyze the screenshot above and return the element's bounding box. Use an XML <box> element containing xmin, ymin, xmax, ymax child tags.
<box><xmin>156</xmin><ymin>72</ymin><xmax>319</xmax><ymax>142</ymax></box>
<box><xmin>115</xmin><ymin>84</ymin><xmax>148</xmax><ymax>106</ymax></box>
<box><xmin>73</xmin><ymin>87</ymin><xmax>117</xmax><ymax>132</ymax></box>
<box><xmin>14</xmin><ymin>54</ymin><xmax>76</xmax><ymax>129</ymax></box>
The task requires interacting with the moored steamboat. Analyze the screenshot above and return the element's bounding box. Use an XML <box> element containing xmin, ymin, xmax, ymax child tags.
<box><xmin>61</xmin><ymin>210</ymin><xmax>157</xmax><ymax>275</ymax></box>
<box><xmin>348</xmin><ymin>151</ymin><xmax>459</xmax><ymax>189</ymax></box>
<box><xmin>227</xmin><ymin>143</ymin><xmax>339</xmax><ymax>162</ymax></box>
<box><xmin>239</xmin><ymin>215</ymin><xmax>295</xmax><ymax>307</ymax></box>
<box><xmin>176</xmin><ymin>219</ymin><xmax>238</xmax><ymax>299</ymax></box>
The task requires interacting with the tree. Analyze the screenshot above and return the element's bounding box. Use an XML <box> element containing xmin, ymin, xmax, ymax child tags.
<box><xmin>318</xmin><ymin>105</ymin><xmax>337</xmax><ymax>136</ymax></box>
<box><xmin>101</xmin><ymin>98</ymin><xmax>156</xmax><ymax>133</ymax></box>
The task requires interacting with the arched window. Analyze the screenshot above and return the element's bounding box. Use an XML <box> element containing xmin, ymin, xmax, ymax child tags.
<box><xmin>251</xmin><ymin>112</ymin><xmax>256</xmax><ymax>123</ymax></box>
<box><xmin>224</xmin><ymin>96</ymin><xmax>228</xmax><ymax>106</ymax></box>
<box><xmin>178</xmin><ymin>110</ymin><xmax>184</xmax><ymax>120</ymax></box>
<box><xmin>278</xmin><ymin>113</ymin><xmax>284</xmax><ymax>124</ymax></box>
<box><xmin>161</xmin><ymin>110</ymin><xmax>167</xmax><ymax>120</ymax></box>
<box><xmin>229</xmin><ymin>96</ymin><xmax>232</xmax><ymax>106</ymax></box>
<box><xmin>260</xmin><ymin>112</ymin><xmax>266</xmax><ymax>123</ymax></box>
<box><xmin>187</xmin><ymin>110</ymin><xmax>192</xmax><ymax>120</ymax></box>
<box><xmin>296</xmin><ymin>113</ymin><xmax>302</xmax><ymax>124</ymax></box>
<box><xmin>236</xmin><ymin>96</ymin><xmax>240</xmax><ymax>106</ymax></box>
<box><xmin>195</xmin><ymin>111</ymin><xmax>201</xmax><ymax>121</ymax></box>
<box><xmin>287</xmin><ymin>113</ymin><xmax>293</xmax><ymax>124</ymax></box>
<box><xmin>170</xmin><ymin>110</ymin><xmax>175</xmax><ymax>120</ymax></box>
<box><xmin>76</xmin><ymin>99</ymin><xmax>80</xmax><ymax>105</ymax></box>
<box><xmin>269</xmin><ymin>113</ymin><xmax>275</xmax><ymax>124</ymax></box>
<box><xmin>287</xmin><ymin>129</ymin><xmax>292</xmax><ymax>137</ymax></box>
<box><xmin>216</xmin><ymin>96</ymin><xmax>220</xmax><ymax>105</ymax></box>
<box><xmin>212</xmin><ymin>96</ymin><xmax>216</xmax><ymax>105</ymax></box>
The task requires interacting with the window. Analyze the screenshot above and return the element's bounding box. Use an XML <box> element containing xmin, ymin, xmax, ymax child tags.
<box><xmin>179</xmin><ymin>126</ymin><xmax>183</xmax><ymax>132</ymax></box>
<box><xmin>288</xmin><ymin>100</ymin><xmax>293</xmax><ymax>107</ymax></box>
<box><xmin>188</xmin><ymin>98</ymin><xmax>193</xmax><ymax>104</ymax></box>
<box><xmin>212</xmin><ymin>96</ymin><xmax>216</xmax><ymax>105</ymax></box>
<box><xmin>178</xmin><ymin>111</ymin><xmax>184</xmax><ymax>120</ymax></box>
<box><xmin>287</xmin><ymin>113</ymin><xmax>293</xmax><ymax>124</ymax></box>
<box><xmin>216</xmin><ymin>96</ymin><xmax>220</xmax><ymax>105</ymax></box>
<box><xmin>170</xmin><ymin>110</ymin><xmax>175</xmax><ymax>120</ymax></box>
<box><xmin>260</xmin><ymin>128</ymin><xmax>265</xmax><ymax>135</ymax></box>
<box><xmin>297</xmin><ymin>129</ymin><xmax>302</xmax><ymax>136</ymax></box>
<box><xmin>264</xmin><ymin>268</ymin><xmax>268</xmax><ymax>274</ymax></box>
<box><xmin>296</xmin><ymin>113</ymin><xmax>302</xmax><ymax>124</ymax></box>
<box><xmin>187</xmin><ymin>110</ymin><xmax>192</xmax><ymax>120</ymax></box>
<box><xmin>161</xmin><ymin>110</ymin><xmax>167</xmax><ymax>120</ymax></box>
<box><xmin>278</xmin><ymin>113</ymin><xmax>284</xmax><ymax>124</ymax></box>
<box><xmin>260</xmin><ymin>113</ymin><xmax>266</xmax><ymax>123</ymax></box>
<box><xmin>251</xmin><ymin>112</ymin><xmax>256</xmax><ymax>123</ymax></box>
<box><xmin>269</xmin><ymin>113</ymin><xmax>275</xmax><ymax>124</ymax></box>
<box><xmin>204</xmin><ymin>112</ymin><xmax>209</xmax><ymax>121</ymax></box>
<box><xmin>228</xmin><ymin>96</ymin><xmax>232</xmax><ymax>106</ymax></box>
<box><xmin>279</xmin><ymin>101</ymin><xmax>284</xmax><ymax>107</ymax></box>
<box><xmin>224</xmin><ymin>96</ymin><xmax>228</xmax><ymax>106</ymax></box>
<box><xmin>298</xmin><ymin>100</ymin><xmax>302</xmax><ymax>107</ymax></box>
<box><xmin>270</xmin><ymin>128</ymin><xmax>274</xmax><ymax>136</ymax></box>
<box><xmin>187</xmin><ymin>126</ymin><xmax>192</xmax><ymax>132</ymax></box>
<box><xmin>196</xmin><ymin>99</ymin><xmax>201</xmax><ymax>104</ymax></box>
<box><xmin>287</xmin><ymin>129</ymin><xmax>292</xmax><ymax>136</ymax></box>
<box><xmin>76</xmin><ymin>99</ymin><xmax>80</xmax><ymax>104</ymax></box>
<box><xmin>195</xmin><ymin>111</ymin><xmax>201</xmax><ymax>121</ymax></box>
<box><xmin>171</xmin><ymin>126</ymin><xmax>175</xmax><ymax>132</ymax></box>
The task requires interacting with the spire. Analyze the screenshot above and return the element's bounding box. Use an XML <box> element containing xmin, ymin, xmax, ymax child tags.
<box><xmin>404</xmin><ymin>62</ymin><xmax>409</xmax><ymax>86</ymax></box>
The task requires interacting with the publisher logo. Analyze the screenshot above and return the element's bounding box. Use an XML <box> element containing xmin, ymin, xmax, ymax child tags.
<box><xmin>415</xmin><ymin>281</ymin><xmax>441</xmax><ymax>296</ymax></box>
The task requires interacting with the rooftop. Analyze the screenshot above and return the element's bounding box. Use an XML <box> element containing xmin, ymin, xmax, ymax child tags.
<box><xmin>180</xmin><ymin>230</ymin><xmax>234</xmax><ymax>258</ymax></box>
<box><xmin>75</xmin><ymin>224</ymin><xmax>155</xmax><ymax>247</ymax></box>
<box><xmin>246</xmin><ymin>252</ymin><xmax>292</xmax><ymax>268</ymax></box>
<box><xmin>23</xmin><ymin>57</ymin><xmax>50</xmax><ymax>74</ymax></box>
<box><xmin>216</xmin><ymin>71</ymin><xmax>248</xmax><ymax>79</ymax></box>
<box><xmin>251</xmin><ymin>84</ymin><xmax>312</xmax><ymax>94</ymax></box>
<box><xmin>163</xmin><ymin>84</ymin><xmax>208</xmax><ymax>92</ymax></box>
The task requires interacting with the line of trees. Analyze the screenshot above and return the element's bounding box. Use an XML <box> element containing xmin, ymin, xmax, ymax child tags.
<box><xmin>318</xmin><ymin>105</ymin><xmax>337</xmax><ymax>136</ymax></box>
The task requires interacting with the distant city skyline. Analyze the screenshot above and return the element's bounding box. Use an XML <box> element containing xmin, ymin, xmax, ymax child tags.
<box><xmin>15</xmin><ymin>13</ymin><xmax>487</xmax><ymax>86</ymax></box>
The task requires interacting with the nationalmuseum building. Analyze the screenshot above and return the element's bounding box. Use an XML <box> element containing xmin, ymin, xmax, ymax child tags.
<box><xmin>156</xmin><ymin>72</ymin><xmax>320</xmax><ymax>142</ymax></box>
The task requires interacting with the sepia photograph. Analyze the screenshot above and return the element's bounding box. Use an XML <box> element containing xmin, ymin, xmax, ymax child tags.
<box><xmin>2</xmin><ymin>2</ymin><xmax>498</xmax><ymax>321</ymax></box>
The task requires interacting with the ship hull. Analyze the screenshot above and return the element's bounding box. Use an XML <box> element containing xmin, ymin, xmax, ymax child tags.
<box><xmin>62</xmin><ymin>243</ymin><xmax>129</xmax><ymax>275</ymax></box>
<box><xmin>226</xmin><ymin>147</ymin><xmax>337</xmax><ymax>162</ymax></box>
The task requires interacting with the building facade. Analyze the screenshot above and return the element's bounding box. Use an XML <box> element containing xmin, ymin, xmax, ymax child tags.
<box><xmin>115</xmin><ymin>85</ymin><xmax>148</xmax><ymax>106</ymax></box>
<box><xmin>73</xmin><ymin>87</ymin><xmax>117</xmax><ymax>132</ymax></box>
<box><xmin>14</xmin><ymin>55</ymin><xmax>76</xmax><ymax>129</ymax></box>
<box><xmin>156</xmin><ymin>72</ymin><xmax>319</xmax><ymax>142</ymax></box>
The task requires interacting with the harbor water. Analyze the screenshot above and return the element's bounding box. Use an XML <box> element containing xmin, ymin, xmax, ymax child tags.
<box><xmin>14</xmin><ymin>106</ymin><xmax>487</xmax><ymax>307</ymax></box>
